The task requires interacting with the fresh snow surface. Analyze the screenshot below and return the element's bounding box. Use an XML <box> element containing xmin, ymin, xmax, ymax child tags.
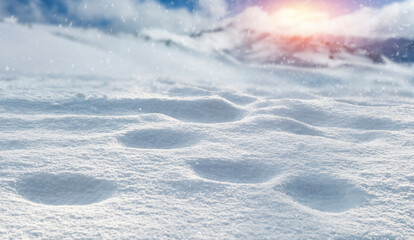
<box><xmin>0</xmin><ymin>22</ymin><xmax>414</xmax><ymax>239</ymax></box>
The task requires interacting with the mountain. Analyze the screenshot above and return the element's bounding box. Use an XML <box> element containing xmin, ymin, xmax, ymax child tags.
<box><xmin>141</xmin><ymin>24</ymin><xmax>414</xmax><ymax>68</ymax></box>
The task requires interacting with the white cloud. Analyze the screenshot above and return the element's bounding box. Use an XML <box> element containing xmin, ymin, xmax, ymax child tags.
<box><xmin>198</xmin><ymin>0</ymin><xmax>228</xmax><ymax>19</ymax></box>
<box><xmin>63</xmin><ymin>0</ymin><xmax>214</xmax><ymax>33</ymax></box>
<box><xmin>327</xmin><ymin>0</ymin><xmax>414</xmax><ymax>38</ymax></box>
<box><xmin>228</xmin><ymin>0</ymin><xmax>414</xmax><ymax>38</ymax></box>
<box><xmin>65</xmin><ymin>0</ymin><xmax>138</xmax><ymax>20</ymax></box>
<box><xmin>0</xmin><ymin>0</ymin><xmax>221</xmax><ymax>34</ymax></box>
<box><xmin>1</xmin><ymin>0</ymin><xmax>413</xmax><ymax>38</ymax></box>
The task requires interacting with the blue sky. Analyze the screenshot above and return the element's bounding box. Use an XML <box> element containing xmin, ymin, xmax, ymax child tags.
<box><xmin>158</xmin><ymin>0</ymin><xmax>403</xmax><ymax>7</ymax></box>
<box><xmin>3</xmin><ymin>0</ymin><xmax>406</xmax><ymax>15</ymax></box>
<box><xmin>0</xmin><ymin>0</ymin><xmax>409</xmax><ymax>35</ymax></box>
<box><xmin>158</xmin><ymin>0</ymin><xmax>405</xmax><ymax>11</ymax></box>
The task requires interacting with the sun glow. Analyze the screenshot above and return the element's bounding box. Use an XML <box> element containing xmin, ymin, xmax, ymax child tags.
<box><xmin>276</xmin><ymin>7</ymin><xmax>328</xmax><ymax>24</ymax></box>
<box><xmin>270</xmin><ymin>4</ymin><xmax>332</xmax><ymax>35</ymax></box>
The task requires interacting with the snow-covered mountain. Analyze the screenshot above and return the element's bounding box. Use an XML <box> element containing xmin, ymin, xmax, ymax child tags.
<box><xmin>142</xmin><ymin>24</ymin><xmax>414</xmax><ymax>68</ymax></box>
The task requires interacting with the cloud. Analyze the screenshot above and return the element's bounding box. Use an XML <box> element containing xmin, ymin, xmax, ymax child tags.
<box><xmin>327</xmin><ymin>0</ymin><xmax>414</xmax><ymax>38</ymax></box>
<box><xmin>198</xmin><ymin>0</ymin><xmax>228</xmax><ymax>19</ymax></box>
<box><xmin>63</xmin><ymin>0</ymin><xmax>211</xmax><ymax>33</ymax></box>
<box><xmin>0</xmin><ymin>0</ymin><xmax>45</xmax><ymax>23</ymax></box>
<box><xmin>1</xmin><ymin>0</ymin><xmax>413</xmax><ymax>39</ymax></box>
<box><xmin>0</xmin><ymin>0</ymin><xmax>220</xmax><ymax>34</ymax></box>
<box><xmin>228</xmin><ymin>0</ymin><xmax>414</xmax><ymax>38</ymax></box>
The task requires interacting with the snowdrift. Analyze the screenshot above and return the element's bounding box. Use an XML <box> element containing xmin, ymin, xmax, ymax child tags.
<box><xmin>0</xmin><ymin>21</ymin><xmax>413</xmax><ymax>239</ymax></box>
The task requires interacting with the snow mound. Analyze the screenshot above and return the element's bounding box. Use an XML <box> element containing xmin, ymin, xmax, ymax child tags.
<box><xmin>282</xmin><ymin>175</ymin><xmax>366</xmax><ymax>213</ymax></box>
<box><xmin>16</xmin><ymin>173</ymin><xmax>117</xmax><ymax>205</ymax></box>
<box><xmin>1</xmin><ymin>96</ymin><xmax>246</xmax><ymax>123</ymax></box>
<box><xmin>259</xmin><ymin>101</ymin><xmax>405</xmax><ymax>130</ymax></box>
<box><xmin>190</xmin><ymin>159</ymin><xmax>277</xmax><ymax>184</ymax></box>
<box><xmin>118</xmin><ymin>129</ymin><xmax>200</xmax><ymax>149</ymax></box>
<box><xmin>238</xmin><ymin>116</ymin><xmax>324</xmax><ymax>136</ymax></box>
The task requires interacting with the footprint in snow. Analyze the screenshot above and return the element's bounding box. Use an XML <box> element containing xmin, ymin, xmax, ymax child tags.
<box><xmin>16</xmin><ymin>173</ymin><xmax>117</xmax><ymax>205</ymax></box>
<box><xmin>190</xmin><ymin>159</ymin><xmax>277</xmax><ymax>184</ymax></box>
<box><xmin>281</xmin><ymin>174</ymin><xmax>366</xmax><ymax>213</ymax></box>
<box><xmin>118</xmin><ymin>129</ymin><xmax>199</xmax><ymax>149</ymax></box>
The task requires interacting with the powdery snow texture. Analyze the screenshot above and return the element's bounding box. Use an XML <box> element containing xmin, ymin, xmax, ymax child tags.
<box><xmin>0</xmin><ymin>22</ymin><xmax>413</xmax><ymax>239</ymax></box>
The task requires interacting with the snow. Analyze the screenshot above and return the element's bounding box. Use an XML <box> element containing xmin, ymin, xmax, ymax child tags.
<box><xmin>16</xmin><ymin>172</ymin><xmax>117</xmax><ymax>205</ymax></box>
<box><xmin>0</xmin><ymin>21</ymin><xmax>413</xmax><ymax>239</ymax></box>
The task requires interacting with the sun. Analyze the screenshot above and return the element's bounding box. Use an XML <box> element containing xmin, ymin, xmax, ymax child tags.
<box><xmin>270</xmin><ymin>4</ymin><xmax>331</xmax><ymax>35</ymax></box>
<box><xmin>275</xmin><ymin>7</ymin><xmax>328</xmax><ymax>25</ymax></box>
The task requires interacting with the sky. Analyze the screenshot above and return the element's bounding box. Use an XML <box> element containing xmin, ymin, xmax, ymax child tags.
<box><xmin>0</xmin><ymin>0</ymin><xmax>412</xmax><ymax>38</ymax></box>
<box><xmin>157</xmin><ymin>0</ymin><xmax>404</xmax><ymax>8</ymax></box>
<box><xmin>1</xmin><ymin>0</ymin><xmax>406</xmax><ymax>18</ymax></box>
<box><xmin>159</xmin><ymin>0</ymin><xmax>405</xmax><ymax>12</ymax></box>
